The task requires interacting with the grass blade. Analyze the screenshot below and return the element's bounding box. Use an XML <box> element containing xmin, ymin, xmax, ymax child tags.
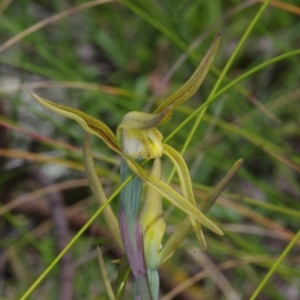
<box><xmin>97</xmin><ymin>247</ymin><xmax>116</xmax><ymax>300</ymax></box>
<box><xmin>249</xmin><ymin>229</ymin><xmax>300</xmax><ymax>300</ymax></box>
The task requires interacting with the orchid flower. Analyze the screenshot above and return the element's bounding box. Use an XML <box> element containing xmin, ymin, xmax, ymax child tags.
<box><xmin>30</xmin><ymin>34</ymin><xmax>222</xmax><ymax>236</ymax></box>
<box><xmin>29</xmin><ymin>33</ymin><xmax>242</xmax><ymax>299</ymax></box>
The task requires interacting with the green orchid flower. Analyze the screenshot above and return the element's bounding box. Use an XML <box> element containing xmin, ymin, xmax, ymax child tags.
<box><xmin>28</xmin><ymin>33</ymin><xmax>244</xmax><ymax>300</ymax></box>
<box><xmin>29</xmin><ymin>33</ymin><xmax>222</xmax><ymax>236</ymax></box>
<box><xmin>29</xmin><ymin>90</ymin><xmax>222</xmax><ymax>235</ymax></box>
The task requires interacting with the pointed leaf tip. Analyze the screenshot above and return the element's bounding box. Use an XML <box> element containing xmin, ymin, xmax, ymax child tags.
<box><xmin>154</xmin><ymin>34</ymin><xmax>221</xmax><ymax>114</ymax></box>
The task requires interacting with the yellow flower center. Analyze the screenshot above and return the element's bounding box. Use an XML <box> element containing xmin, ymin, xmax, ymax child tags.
<box><xmin>121</xmin><ymin>127</ymin><xmax>163</xmax><ymax>159</ymax></box>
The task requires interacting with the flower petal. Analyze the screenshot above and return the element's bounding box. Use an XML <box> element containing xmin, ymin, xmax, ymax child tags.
<box><xmin>163</xmin><ymin>144</ymin><xmax>207</xmax><ymax>249</ymax></box>
<box><xmin>159</xmin><ymin>158</ymin><xmax>243</xmax><ymax>263</ymax></box>
<box><xmin>154</xmin><ymin>33</ymin><xmax>221</xmax><ymax>114</ymax></box>
<box><xmin>29</xmin><ymin>92</ymin><xmax>122</xmax><ymax>154</ymax></box>
<box><xmin>122</xmin><ymin>156</ymin><xmax>223</xmax><ymax>235</ymax></box>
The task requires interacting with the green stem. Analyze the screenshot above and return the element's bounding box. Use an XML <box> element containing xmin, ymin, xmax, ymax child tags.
<box><xmin>119</xmin><ymin>159</ymin><xmax>153</xmax><ymax>300</ymax></box>
<box><xmin>209</xmin><ymin>0</ymin><xmax>272</xmax><ymax>97</ymax></box>
<box><xmin>249</xmin><ymin>229</ymin><xmax>300</xmax><ymax>300</ymax></box>
<box><xmin>20</xmin><ymin>176</ymin><xmax>132</xmax><ymax>300</ymax></box>
<box><xmin>120</xmin><ymin>159</ymin><xmax>143</xmax><ymax>239</ymax></box>
<box><xmin>147</xmin><ymin>269</ymin><xmax>159</xmax><ymax>300</ymax></box>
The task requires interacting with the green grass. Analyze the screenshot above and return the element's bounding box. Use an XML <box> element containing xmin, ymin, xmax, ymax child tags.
<box><xmin>0</xmin><ymin>0</ymin><xmax>299</xmax><ymax>299</ymax></box>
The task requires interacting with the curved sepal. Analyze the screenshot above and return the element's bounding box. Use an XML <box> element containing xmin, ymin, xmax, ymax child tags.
<box><xmin>154</xmin><ymin>33</ymin><xmax>221</xmax><ymax>114</ymax></box>
<box><xmin>29</xmin><ymin>92</ymin><xmax>122</xmax><ymax>155</ymax></box>
<box><xmin>163</xmin><ymin>144</ymin><xmax>207</xmax><ymax>249</ymax></box>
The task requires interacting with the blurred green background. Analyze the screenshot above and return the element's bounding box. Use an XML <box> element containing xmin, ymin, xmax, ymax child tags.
<box><xmin>0</xmin><ymin>0</ymin><xmax>299</xmax><ymax>299</ymax></box>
